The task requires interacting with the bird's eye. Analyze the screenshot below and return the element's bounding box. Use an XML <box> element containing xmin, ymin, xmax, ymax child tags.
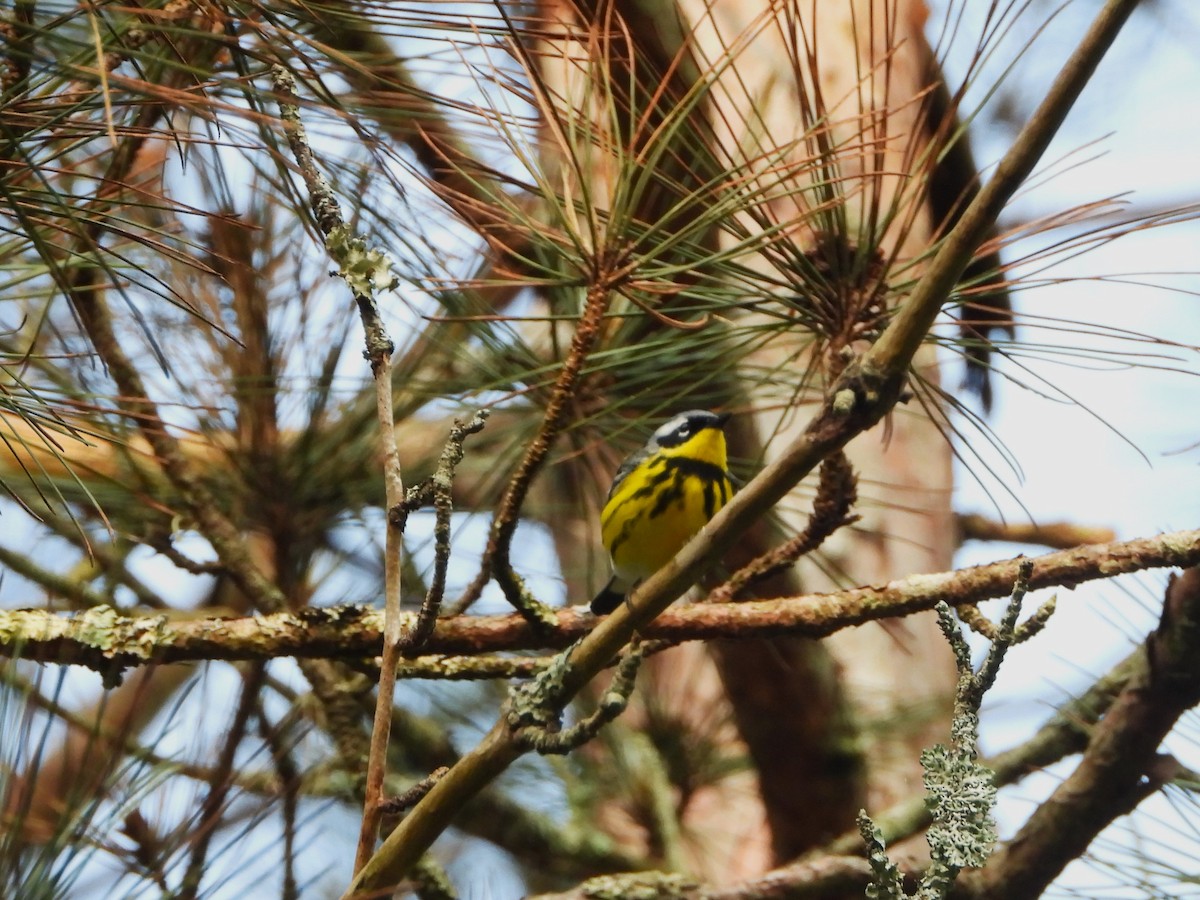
<box><xmin>677</xmin><ymin>424</ymin><xmax>691</xmax><ymax>438</ymax></box>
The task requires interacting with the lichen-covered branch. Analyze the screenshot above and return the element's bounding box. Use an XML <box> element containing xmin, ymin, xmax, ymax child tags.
<box><xmin>269</xmin><ymin>63</ymin><xmax>409</xmax><ymax>873</ymax></box>
<box><xmin>508</xmin><ymin>639</ymin><xmax>648</xmax><ymax>755</ymax></box>
<box><xmin>526</xmin><ymin>854</ymin><xmax>911</xmax><ymax>900</ymax></box>
<box><xmin>963</xmin><ymin>565</ymin><xmax>1200</xmax><ymax>899</ymax></box>
<box><xmin>5</xmin><ymin>527</ymin><xmax>1197</xmax><ymax>669</ymax></box>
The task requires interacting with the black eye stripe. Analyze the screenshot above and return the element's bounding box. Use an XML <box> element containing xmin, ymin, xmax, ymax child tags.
<box><xmin>652</xmin><ymin>411</ymin><xmax>726</xmax><ymax>447</ymax></box>
<box><xmin>659</xmin><ymin>424</ymin><xmax>695</xmax><ymax>447</ymax></box>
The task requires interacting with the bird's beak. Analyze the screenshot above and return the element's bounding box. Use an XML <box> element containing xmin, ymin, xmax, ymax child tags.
<box><xmin>715</xmin><ymin>411</ymin><xmax>732</xmax><ymax>427</ymax></box>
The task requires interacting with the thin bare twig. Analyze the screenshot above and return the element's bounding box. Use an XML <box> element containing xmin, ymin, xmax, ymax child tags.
<box><xmin>393</xmin><ymin>411</ymin><xmax>489</xmax><ymax>651</ymax></box>
<box><xmin>255</xmin><ymin>705</ymin><xmax>302</xmax><ymax>900</ymax></box>
<box><xmin>269</xmin><ymin>64</ymin><xmax>404</xmax><ymax>875</ymax></box>
<box><xmin>957</xmin><ymin>513</ymin><xmax>1116</xmax><ymax>549</ymax></box>
<box><xmin>177</xmin><ymin>664</ymin><xmax>267</xmax><ymax>900</ymax></box>
<box><xmin>956</xmin><ymin>593</ymin><xmax>1056</xmax><ymax>643</ymax></box>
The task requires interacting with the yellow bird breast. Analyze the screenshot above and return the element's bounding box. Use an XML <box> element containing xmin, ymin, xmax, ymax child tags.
<box><xmin>600</xmin><ymin>446</ymin><xmax>732</xmax><ymax>582</ymax></box>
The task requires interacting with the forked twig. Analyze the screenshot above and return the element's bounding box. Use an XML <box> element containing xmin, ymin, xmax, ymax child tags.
<box><xmin>393</xmin><ymin>411</ymin><xmax>489</xmax><ymax>651</ymax></box>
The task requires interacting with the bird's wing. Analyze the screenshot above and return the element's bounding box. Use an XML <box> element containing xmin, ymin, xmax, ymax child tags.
<box><xmin>606</xmin><ymin>446</ymin><xmax>651</xmax><ymax>501</ymax></box>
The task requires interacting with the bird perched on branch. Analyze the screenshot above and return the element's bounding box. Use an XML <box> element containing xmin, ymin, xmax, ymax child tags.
<box><xmin>591</xmin><ymin>410</ymin><xmax>734</xmax><ymax>615</ymax></box>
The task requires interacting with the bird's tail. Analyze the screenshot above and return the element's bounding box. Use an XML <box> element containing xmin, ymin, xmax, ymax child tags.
<box><xmin>590</xmin><ymin>577</ymin><xmax>626</xmax><ymax>615</ymax></box>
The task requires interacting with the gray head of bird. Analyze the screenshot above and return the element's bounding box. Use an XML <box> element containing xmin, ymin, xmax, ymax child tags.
<box><xmin>650</xmin><ymin>409</ymin><xmax>731</xmax><ymax>449</ymax></box>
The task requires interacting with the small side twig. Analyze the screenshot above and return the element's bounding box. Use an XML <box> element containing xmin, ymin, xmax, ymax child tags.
<box><xmin>348</xmin><ymin>653</ymin><xmax>555</xmax><ymax>682</ymax></box>
<box><xmin>145</xmin><ymin>531</ymin><xmax>228</xmax><ymax>577</ymax></box>
<box><xmin>708</xmin><ymin>451</ymin><xmax>859</xmax><ymax>603</ymax></box>
<box><xmin>956</xmin><ymin>592</ymin><xmax>1055</xmax><ymax>643</ymax></box>
<box><xmin>858</xmin><ymin>812</ymin><xmax>906</xmax><ymax>899</ymax></box>
<box><xmin>379</xmin><ymin>767</ymin><xmax>451</xmax><ymax>816</ymax></box>
<box><xmin>391</xmin><ymin>410</ymin><xmax>489</xmax><ymax>651</ymax></box>
<box><xmin>508</xmin><ymin>639</ymin><xmax>648</xmax><ymax>755</ymax></box>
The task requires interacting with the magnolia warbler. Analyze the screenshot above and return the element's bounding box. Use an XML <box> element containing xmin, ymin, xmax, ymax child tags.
<box><xmin>591</xmin><ymin>410</ymin><xmax>734</xmax><ymax>615</ymax></box>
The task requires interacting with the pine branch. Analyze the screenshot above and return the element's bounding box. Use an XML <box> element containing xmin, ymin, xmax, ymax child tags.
<box><xmin>6</xmin><ymin>527</ymin><xmax>1197</xmax><ymax>668</ymax></box>
<box><xmin>956</xmin><ymin>514</ymin><xmax>1116</xmax><ymax>550</ymax></box>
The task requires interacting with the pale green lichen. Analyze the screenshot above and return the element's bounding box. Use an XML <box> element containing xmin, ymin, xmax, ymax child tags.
<box><xmin>859</xmin><ymin>811</ymin><xmax>906</xmax><ymax>900</ymax></box>
<box><xmin>62</xmin><ymin>606</ymin><xmax>170</xmax><ymax>676</ymax></box>
<box><xmin>570</xmin><ymin>873</ymin><xmax>700</xmax><ymax>900</ymax></box>
<box><xmin>129</xmin><ymin>615</ymin><xmax>170</xmax><ymax>659</ymax></box>
<box><xmin>73</xmin><ymin>605</ymin><xmax>123</xmax><ymax>653</ymax></box>
<box><xmin>326</xmin><ymin>225</ymin><xmax>399</xmax><ymax>297</ymax></box>
<box><xmin>506</xmin><ymin>642</ymin><xmax>574</xmax><ymax>732</ymax></box>
<box><xmin>922</xmin><ymin>744</ymin><xmax>998</xmax><ymax>870</ymax></box>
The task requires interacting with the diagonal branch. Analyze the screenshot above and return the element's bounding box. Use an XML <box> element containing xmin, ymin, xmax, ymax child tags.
<box><xmin>858</xmin><ymin>0</ymin><xmax>1143</xmax><ymax>383</ymax></box>
<box><xmin>352</xmin><ymin>107</ymin><xmax>1158</xmax><ymax>866</ymax></box>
